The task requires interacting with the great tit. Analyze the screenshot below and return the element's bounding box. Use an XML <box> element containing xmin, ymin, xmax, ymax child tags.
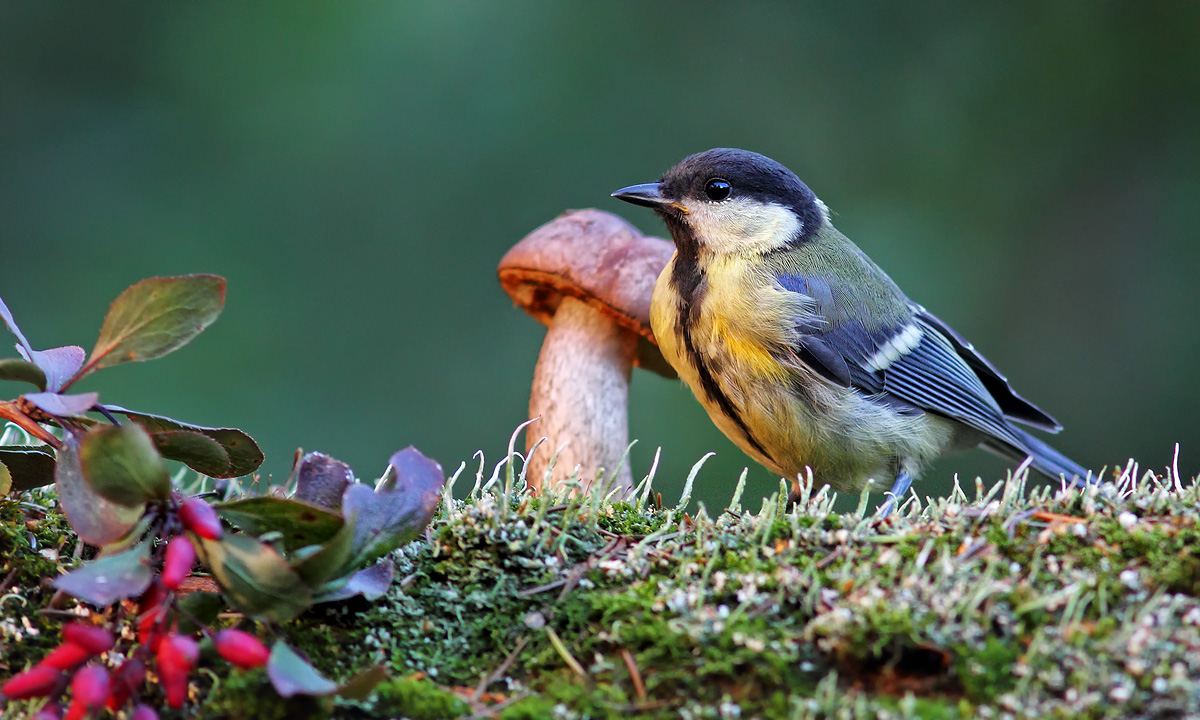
<box><xmin>613</xmin><ymin>148</ymin><xmax>1090</xmax><ymax>513</ymax></box>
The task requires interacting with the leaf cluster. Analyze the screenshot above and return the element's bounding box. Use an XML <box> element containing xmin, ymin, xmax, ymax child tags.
<box><xmin>0</xmin><ymin>275</ymin><xmax>448</xmax><ymax>712</ymax></box>
<box><xmin>0</xmin><ymin>275</ymin><xmax>261</xmax><ymax>496</ymax></box>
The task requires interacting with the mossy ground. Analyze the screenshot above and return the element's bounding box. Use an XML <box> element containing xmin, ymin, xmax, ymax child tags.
<box><xmin>4</xmin><ymin>457</ymin><xmax>1200</xmax><ymax>719</ymax></box>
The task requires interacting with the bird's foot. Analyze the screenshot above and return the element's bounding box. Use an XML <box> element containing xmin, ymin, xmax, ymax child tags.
<box><xmin>878</xmin><ymin>471</ymin><xmax>913</xmax><ymax>519</ymax></box>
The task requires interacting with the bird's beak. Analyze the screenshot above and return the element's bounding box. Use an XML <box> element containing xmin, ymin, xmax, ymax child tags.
<box><xmin>611</xmin><ymin>182</ymin><xmax>687</xmax><ymax>214</ymax></box>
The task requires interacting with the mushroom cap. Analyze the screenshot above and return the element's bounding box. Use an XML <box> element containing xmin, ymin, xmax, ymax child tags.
<box><xmin>499</xmin><ymin>209</ymin><xmax>677</xmax><ymax>378</ymax></box>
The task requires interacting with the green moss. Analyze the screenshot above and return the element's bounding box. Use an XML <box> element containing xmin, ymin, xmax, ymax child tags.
<box><xmin>955</xmin><ymin>637</ymin><xmax>1020</xmax><ymax>700</ymax></box>
<box><xmin>202</xmin><ymin>668</ymin><xmax>329</xmax><ymax>720</ymax></box>
<box><xmin>6</xmin><ymin>463</ymin><xmax>1200</xmax><ymax>718</ymax></box>
<box><xmin>367</xmin><ymin>675</ymin><xmax>470</xmax><ymax>720</ymax></box>
<box><xmin>0</xmin><ymin>490</ymin><xmax>80</xmax><ymax>674</ymax></box>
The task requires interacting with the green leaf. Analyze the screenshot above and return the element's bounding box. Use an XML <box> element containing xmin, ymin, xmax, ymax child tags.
<box><xmin>266</xmin><ymin>641</ymin><xmax>338</xmax><ymax>698</ymax></box>
<box><xmin>107</xmin><ymin>405</ymin><xmax>263</xmax><ymax>478</ymax></box>
<box><xmin>73</xmin><ymin>275</ymin><xmax>226</xmax><ymax>382</ymax></box>
<box><xmin>216</xmin><ymin>496</ymin><xmax>344</xmax><ymax>551</ymax></box>
<box><xmin>0</xmin><ymin>460</ymin><xmax>10</xmax><ymax>496</ymax></box>
<box><xmin>55</xmin><ymin>436</ymin><xmax>143</xmax><ymax>545</ymax></box>
<box><xmin>343</xmin><ymin>447</ymin><xmax>444</xmax><ymax>568</ymax></box>
<box><xmin>0</xmin><ymin>358</ymin><xmax>46</xmax><ymax>391</ymax></box>
<box><xmin>0</xmin><ymin>446</ymin><xmax>56</xmax><ymax>491</ymax></box>
<box><xmin>79</xmin><ymin>424</ymin><xmax>171</xmax><ymax>507</ymax></box>
<box><xmin>292</xmin><ymin>516</ymin><xmax>357</xmax><ymax>588</ymax></box>
<box><xmin>198</xmin><ymin>533</ymin><xmax>312</xmax><ymax>622</ymax></box>
<box><xmin>152</xmin><ymin>430</ymin><xmax>230</xmax><ymax>478</ymax></box>
<box><xmin>336</xmin><ymin>666</ymin><xmax>388</xmax><ymax>700</ymax></box>
<box><xmin>176</xmin><ymin>592</ymin><xmax>225</xmax><ymax>634</ymax></box>
<box><xmin>313</xmin><ymin>560</ymin><xmax>394</xmax><ymax>604</ymax></box>
<box><xmin>50</xmin><ymin>540</ymin><xmax>153</xmax><ymax>606</ymax></box>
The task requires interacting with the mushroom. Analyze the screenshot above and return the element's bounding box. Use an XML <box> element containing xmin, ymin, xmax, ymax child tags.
<box><xmin>498</xmin><ymin>209</ymin><xmax>675</xmax><ymax>493</ymax></box>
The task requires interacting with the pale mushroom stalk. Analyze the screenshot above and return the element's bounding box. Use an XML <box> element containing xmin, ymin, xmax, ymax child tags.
<box><xmin>498</xmin><ymin>209</ymin><xmax>675</xmax><ymax>494</ymax></box>
<box><xmin>527</xmin><ymin>296</ymin><xmax>638</xmax><ymax>491</ymax></box>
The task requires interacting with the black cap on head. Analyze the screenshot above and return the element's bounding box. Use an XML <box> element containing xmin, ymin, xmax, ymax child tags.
<box><xmin>660</xmin><ymin>148</ymin><xmax>818</xmax><ymax>214</ymax></box>
<box><xmin>613</xmin><ymin>148</ymin><xmax>826</xmax><ymax>247</ymax></box>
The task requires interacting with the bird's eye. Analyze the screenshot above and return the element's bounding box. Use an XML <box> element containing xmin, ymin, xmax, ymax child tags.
<box><xmin>704</xmin><ymin>178</ymin><xmax>731</xmax><ymax>201</ymax></box>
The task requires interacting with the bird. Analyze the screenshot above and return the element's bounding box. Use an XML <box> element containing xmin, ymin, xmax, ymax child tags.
<box><xmin>612</xmin><ymin>148</ymin><xmax>1090</xmax><ymax>515</ymax></box>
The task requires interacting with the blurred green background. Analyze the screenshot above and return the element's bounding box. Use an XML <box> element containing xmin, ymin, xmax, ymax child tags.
<box><xmin>2</xmin><ymin>3</ymin><xmax>1198</xmax><ymax>509</ymax></box>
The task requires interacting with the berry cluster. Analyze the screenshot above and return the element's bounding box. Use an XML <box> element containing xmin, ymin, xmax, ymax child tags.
<box><xmin>1</xmin><ymin>497</ymin><xmax>269</xmax><ymax>717</ymax></box>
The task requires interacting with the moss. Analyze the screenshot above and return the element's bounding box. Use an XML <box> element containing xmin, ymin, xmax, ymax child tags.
<box><xmin>6</xmin><ymin>462</ymin><xmax>1200</xmax><ymax>718</ymax></box>
<box><xmin>0</xmin><ymin>489</ymin><xmax>81</xmax><ymax>674</ymax></box>
<box><xmin>954</xmin><ymin>637</ymin><xmax>1020</xmax><ymax>700</ymax></box>
<box><xmin>201</xmin><ymin>668</ymin><xmax>329</xmax><ymax>720</ymax></box>
<box><xmin>367</xmin><ymin>675</ymin><xmax>470</xmax><ymax>720</ymax></box>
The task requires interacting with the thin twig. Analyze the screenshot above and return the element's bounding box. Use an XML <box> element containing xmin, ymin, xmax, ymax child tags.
<box><xmin>545</xmin><ymin>627</ymin><xmax>587</xmax><ymax>681</ymax></box>
<box><xmin>472</xmin><ymin>637</ymin><xmax>529</xmax><ymax>701</ymax></box>
<box><xmin>465</xmin><ymin>691</ymin><xmax>532</xmax><ymax>720</ymax></box>
<box><xmin>620</xmin><ymin>648</ymin><xmax>646</xmax><ymax>702</ymax></box>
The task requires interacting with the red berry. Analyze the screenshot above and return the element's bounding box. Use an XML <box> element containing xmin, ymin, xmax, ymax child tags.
<box><xmin>178</xmin><ymin>497</ymin><xmax>223</xmax><ymax>540</ymax></box>
<box><xmin>137</xmin><ymin>581</ymin><xmax>168</xmax><ymax>646</ymax></box>
<box><xmin>156</xmin><ymin>633</ymin><xmax>199</xmax><ymax>708</ymax></box>
<box><xmin>106</xmin><ymin>658</ymin><xmax>147</xmax><ymax>711</ymax></box>
<box><xmin>161</xmin><ymin>669</ymin><xmax>189</xmax><ymax>709</ymax></box>
<box><xmin>0</xmin><ymin>665</ymin><xmax>62</xmax><ymax>699</ymax></box>
<box><xmin>69</xmin><ymin>665</ymin><xmax>109</xmax><ymax>709</ymax></box>
<box><xmin>61</xmin><ymin>622</ymin><xmax>115</xmax><ymax>655</ymax></box>
<box><xmin>158</xmin><ymin>633</ymin><xmax>200</xmax><ymax>670</ymax></box>
<box><xmin>214</xmin><ymin>628</ymin><xmax>270</xmax><ymax>669</ymax></box>
<box><xmin>63</xmin><ymin>700</ymin><xmax>86</xmax><ymax>720</ymax></box>
<box><xmin>131</xmin><ymin>705</ymin><xmax>160</xmax><ymax>720</ymax></box>
<box><xmin>39</xmin><ymin>641</ymin><xmax>91</xmax><ymax>670</ymax></box>
<box><xmin>139</xmin><ymin>579</ymin><xmax>167</xmax><ymax>611</ymax></box>
<box><xmin>161</xmin><ymin>536</ymin><xmax>197</xmax><ymax>590</ymax></box>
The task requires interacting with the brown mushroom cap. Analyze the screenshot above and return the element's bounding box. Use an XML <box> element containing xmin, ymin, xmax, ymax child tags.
<box><xmin>498</xmin><ymin>209</ymin><xmax>677</xmax><ymax>378</ymax></box>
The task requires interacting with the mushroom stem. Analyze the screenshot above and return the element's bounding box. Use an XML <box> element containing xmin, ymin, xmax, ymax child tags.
<box><xmin>527</xmin><ymin>296</ymin><xmax>637</xmax><ymax>493</ymax></box>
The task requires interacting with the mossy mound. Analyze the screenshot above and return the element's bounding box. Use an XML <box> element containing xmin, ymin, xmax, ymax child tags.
<box><xmin>5</xmin><ymin>461</ymin><xmax>1200</xmax><ymax>719</ymax></box>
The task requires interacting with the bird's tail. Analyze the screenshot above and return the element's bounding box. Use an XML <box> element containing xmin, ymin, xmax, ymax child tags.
<box><xmin>983</xmin><ymin>427</ymin><xmax>1095</xmax><ymax>486</ymax></box>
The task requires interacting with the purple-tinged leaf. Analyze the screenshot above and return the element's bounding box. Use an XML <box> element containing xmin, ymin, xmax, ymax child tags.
<box><xmin>70</xmin><ymin>275</ymin><xmax>226</xmax><ymax>385</ymax></box>
<box><xmin>197</xmin><ymin>534</ymin><xmax>311</xmax><ymax>622</ymax></box>
<box><xmin>0</xmin><ymin>446</ymin><xmax>56</xmax><ymax>491</ymax></box>
<box><xmin>23</xmin><ymin>391</ymin><xmax>99</xmax><ymax>418</ymax></box>
<box><xmin>0</xmin><ymin>296</ymin><xmax>35</xmax><ymax>357</ymax></box>
<box><xmin>0</xmin><ymin>358</ymin><xmax>47</xmax><ymax>391</ymax></box>
<box><xmin>106</xmin><ymin>405</ymin><xmax>262</xmax><ymax>477</ymax></box>
<box><xmin>151</xmin><ymin>430</ymin><xmax>230</xmax><ymax>477</ymax></box>
<box><xmin>51</xmin><ymin>541</ymin><xmax>153</xmax><ymax>606</ymax></box>
<box><xmin>215</xmin><ymin>496</ymin><xmax>343</xmax><ymax>551</ymax></box>
<box><xmin>55</xmin><ymin>436</ymin><xmax>142</xmax><ymax>545</ymax></box>
<box><xmin>18</xmin><ymin>345</ymin><xmax>85</xmax><ymax>392</ymax></box>
<box><xmin>80</xmin><ymin>424</ymin><xmax>170</xmax><ymax>507</ymax></box>
<box><xmin>292</xmin><ymin>451</ymin><xmax>353</xmax><ymax>511</ymax></box>
<box><xmin>313</xmin><ymin>560</ymin><xmax>395</xmax><ymax>604</ymax></box>
<box><xmin>266</xmin><ymin>641</ymin><xmax>338</xmax><ymax>698</ymax></box>
<box><xmin>341</xmin><ymin>447</ymin><xmax>444</xmax><ymax>568</ymax></box>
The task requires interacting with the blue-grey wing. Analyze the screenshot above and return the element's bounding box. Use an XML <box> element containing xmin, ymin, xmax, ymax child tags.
<box><xmin>775</xmin><ymin>272</ymin><xmax>1039</xmax><ymax>447</ymax></box>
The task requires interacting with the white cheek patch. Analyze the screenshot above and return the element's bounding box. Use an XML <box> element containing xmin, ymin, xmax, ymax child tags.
<box><xmin>680</xmin><ymin>196</ymin><xmax>804</xmax><ymax>255</ymax></box>
<box><xmin>864</xmin><ymin>323</ymin><xmax>924</xmax><ymax>372</ymax></box>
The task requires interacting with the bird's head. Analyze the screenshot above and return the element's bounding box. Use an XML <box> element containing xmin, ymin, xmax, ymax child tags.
<box><xmin>613</xmin><ymin>148</ymin><xmax>826</xmax><ymax>256</ymax></box>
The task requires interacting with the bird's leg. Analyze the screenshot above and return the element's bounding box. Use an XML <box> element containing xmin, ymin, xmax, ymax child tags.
<box><xmin>878</xmin><ymin>470</ymin><xmax>913</xmax><ymax>519</ymax></box>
